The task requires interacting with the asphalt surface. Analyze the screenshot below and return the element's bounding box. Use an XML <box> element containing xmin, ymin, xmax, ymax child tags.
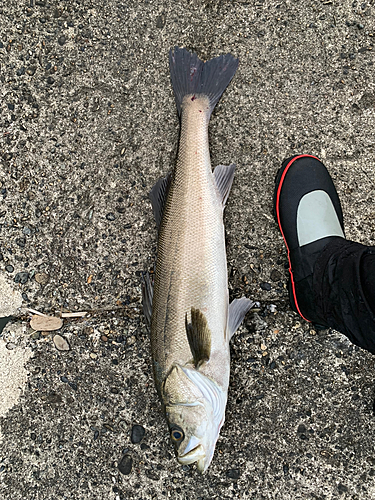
<box><xmin>0</xmin><ymin>0</ymin><xmax>375</xmax><ymax>499</ymax></box>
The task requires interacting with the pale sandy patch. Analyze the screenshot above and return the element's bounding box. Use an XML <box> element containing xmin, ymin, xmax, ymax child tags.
<box><xmin>0</xmin><ymin>336</ymin><xmax>32</xmax><ymax>442</ymax></box>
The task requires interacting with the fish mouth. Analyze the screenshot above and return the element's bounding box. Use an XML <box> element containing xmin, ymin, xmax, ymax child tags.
<box><xmin>177</xmin><ymin>444</ymin><xmax>206</xmax><ymax>466</ymax></box>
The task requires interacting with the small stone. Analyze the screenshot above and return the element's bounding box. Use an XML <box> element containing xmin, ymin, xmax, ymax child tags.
<box><xmin>145</xmin><ymin>470</ymin><xmax>160</xmax><ymax>481</ymax></box>
<box><xmin>101</xmin><ymin>335</ymin><xmax>108</xmax><ymax>342</ymax></box>
<box><xmin>27</xmin><ymin>66</ymin><xmax>36</xmax><ymax>76</ymax></box>
<box><xmin>30</xmin><ymin>315</ymin><xmax>63</xmax><ymax>331</ymax></box>
<box><xmin>15</xmin><ymin>238</ymin><xmax>26</xmax><ymax>248</ymax></box>
<box><xmin>90</xmin><ymin>352</ymin><xmax>97</xmax><ymax>359</ymax></box>
<box><xmin>47</xmin><ymin>76</ymin><xmax>55</xmax><ymax>85</ymax></box>
<box><xmin>6</xmin><ymin>342</ymin><xmax>16</xmax><ymax>350</ymax></box>
<box><xmin>23</xmin><ymin>227</ymin><xmax>32</xmax><ymax>235</ymax></box>
<box><xmin>131</xmin><ymin>424</ymin><xmax>145</xmax><ymax>444</ymax></box>
<box><xmin>297</xmin><ymin>424</ymin><xmax>306</xmax><ymax>434</ymax></box>
<box><xmin>53</xmin><ymin>334</ymin><xmax>70</xmax><ymax>351</ymax></box>
<box><xmin>68</xmin><ymin>381</ymin><xmax>77</xmax><ymax>391</ymax></box>
<box><xmin>35</xmin><ymin>272</ymin><xmax>49</xmax><ymax>284</ymax></box>
<box><xmin>260</xmin><ymin>282</ymin><xmax>271</xmax><ymax>291</ymax></box>
<box><xmin>93</xmin><ymin>430</ymin><xmax>99</xmax><ymax>440</ymax></box>
<box><xmin>338</xmin><ymin>484</ymin><xmax>348</xmax><ymax>494</ymax></box>
<box><xmin>110</xmin><ymin>387</ymin><xmax>119</xmax><ymax>394</ymax></box>
<box><xmin>58</xmin><ymin>35</ymin><xmax>66</xmax><ymax>46</ymax></box>
<box><xmin>14</xmin><ymin>272</ymin><xmax>29</xmax><ymax>284</ymax></box>
<box><xmin>106</xmin><ymin>213</ymin><xmax>116</xmax><ymax>221</ymax></box>
<box><xmin>60</xmin><ymin>376</ymin><xmax>69</xmax><ymax>383</ymax></box>
<box><xmin>156</xmin><ymin>14</ymin><xmax>166</xmax><ymax>28</ymax></box>
<box><xmin>16</xmin><ymin>67</ymin><xmax>25</xmax><ymax>76</ymax></box>
<box><xmin>118</xmin><ymin>455</ymin><xmax>132</xmax><ymax>475</ymax></box>
<box><xmin>270</xmin><ymin>269</ymin><xmax>282</xmax><ymax>282</ymax></box>
<box><xmin>260</xmin><ymin>343</ymin><xmax>267</xmax><ymax>351</ymax></box>
<box><xmin>31</xmin><ymin>331</ymin><xmax>40</xmax><ymax>340</ymax></box>
<box><xmin>226</xmin><ymin>469</ymin><xmax>241</xmax><ymax>479</ymax></box>
<box><xmin>5</xmin><ymin>265</ymin><xmax>14</xmax><ymax>273</ymax></box>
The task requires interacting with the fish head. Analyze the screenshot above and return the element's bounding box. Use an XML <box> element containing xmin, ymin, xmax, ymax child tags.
<box><xmin>163</xmin><ymin>364</ymin><xmax>227</xmax><ymax>473</ymax></box>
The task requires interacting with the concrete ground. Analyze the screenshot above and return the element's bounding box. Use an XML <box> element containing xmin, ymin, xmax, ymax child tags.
<box><xmin>0</xmin><ymin>0</ymin><xmax>374</xmax><ymax>498</ymax></box>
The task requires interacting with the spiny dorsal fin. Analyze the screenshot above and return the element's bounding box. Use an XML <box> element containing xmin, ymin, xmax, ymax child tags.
<box><xmin>213</xmin><ymin>164</ymin><xmax>236</xmax><ymax>206</ymax></box>
<box><xmin>142</xmin><ymin>272</ymin><xmax>153</xmax><ymax>325</ymax></box>
<box><xmin>149</xmin><ymin>172</ymin><xmax>172</xmax><ymax>229</ymax></box>
<box><xmin>185</xmin><ymin>308</ymin><xmax>211</xmax><ymax>367</ymax></box>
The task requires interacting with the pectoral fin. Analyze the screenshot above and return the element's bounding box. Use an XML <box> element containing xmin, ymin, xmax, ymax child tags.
<box><xmin>185</xmin><ymin>308</ymin><xmax>211</xmax><ymax>367</ymax></box>
<box><xmin>149</xmin><ymin>172</ymin><xmax>172</xmax><ymax>229</ymax></box>
<box><xmin>213</xmin><ymin>164</ymin><xmax>236</xmax><ymax>206</ymax></box>
<box><xmin>227</xmin><ymin>297</ymin><xmax>254</xmax><ymax>340</ymax></box>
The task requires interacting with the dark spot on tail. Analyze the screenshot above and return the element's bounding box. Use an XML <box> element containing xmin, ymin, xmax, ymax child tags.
<box><xmin>191</xmin><ymin>95</ymin><xmax>196</xmax><ymax>101</ymax></box>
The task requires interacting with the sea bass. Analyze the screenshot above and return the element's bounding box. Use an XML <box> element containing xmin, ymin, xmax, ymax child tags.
<box><xmin>143</xmin><ymin>47</ymin><xmax>253</xmax><ymax>473</ymax></box>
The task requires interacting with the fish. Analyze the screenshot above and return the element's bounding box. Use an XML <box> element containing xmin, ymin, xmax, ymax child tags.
<box><xmin>143</xmin><ymin>46</ymin><xmax>253</xmax><ymax>473</ymax></box>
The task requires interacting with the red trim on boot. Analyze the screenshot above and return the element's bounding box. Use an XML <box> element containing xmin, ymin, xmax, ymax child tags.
<box><xmin>275</xmin><ymin>154</ymin><xmax>321</xmax><ymax>322</ymax></box>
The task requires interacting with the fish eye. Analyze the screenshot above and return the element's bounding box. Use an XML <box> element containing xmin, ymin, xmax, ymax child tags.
<box><xmin>170</xmin><ymin>428</ymin><xmax>184</xmax><ymax>442</ymax></box>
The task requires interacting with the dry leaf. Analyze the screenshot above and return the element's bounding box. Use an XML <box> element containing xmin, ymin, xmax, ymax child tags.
<box><xmin>30</xmin><ymin>315</ymin><xmax>63</xmax><ymax>332</ymax></box>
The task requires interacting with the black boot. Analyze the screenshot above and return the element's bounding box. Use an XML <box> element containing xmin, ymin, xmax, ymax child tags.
<box><xmin>274</xmin><ymin>154</ymin><xmax>375</xmax><ymax>353</ymax></box>
<box><xmin>274</xmin><ymin>154</ymin><xmax>345</xmax><ymax>326</ymax></box>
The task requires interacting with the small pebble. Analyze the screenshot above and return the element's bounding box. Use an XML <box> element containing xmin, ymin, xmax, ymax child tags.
<box><xmin>35</xmin><ymin>272</ymin><xmax>49</xmax><ymax>284</ymax></box>
<box><xmin>6</xmin><ymin>342</ymin><xmax>16</xmax><ymax>350</ymax></box>
<box><xmin>14</xmin><ymin>272</ymin><xmax>29</xmax><ymax>284</ymax></box>
<box><xmin>53</xmin><ymin>334</ymin><xmax>70</xmax><ymax>351</ymax></box>
<box><xmin>15</xmin><ymin>238</ymin><xmax>26</xmax><ymax>248</ymax></box>
<box><xmin>118</xmin><ymin>455</ymin><xmax>133</xmax><ymax>475</ymax></box>
<box><xmin>5</xmin><ymin>265</ymin><xmax>14</xmax><ymax>273</ymax></box>
<box><xmin>106</xmin><ymin>213</ymin><xmax>116</xmax><ymax>221</ymax></box>
<box><xmin>226</xmin><ymin>469</ymin><xmax>241</xmax><ymax>479</ymax></box>
<box><xmin>131</xmin><ymin>424</ymin><xmax>145</xmax><ymax>444</ymax></box>
<box><xmin>101</xmin><ymin>335</ymin><xmax>108</xmax><ymax>342</ymax></box>
<box><xmin>47</xmin><ymin>76</ymin><xmax>55</xmax><ymax>85</ymax></box>
<box><xmin>270</xmin><ymin>269</ymin><xmax>282</xmax><ymax>282</ymax></box>
<box><xmin>260</xmin><ymin>282</ymin><xmax>271</xmax><ymax>291</ymax></box>
<box><xmin>90</xmin><ymin>353</ymin><xmax>97</xmax><ymax>359</ymax></box>
<box><xmin>58</xmin><ymin>35</ymin><xmax>66</xmax><ymax>45</ymax></box>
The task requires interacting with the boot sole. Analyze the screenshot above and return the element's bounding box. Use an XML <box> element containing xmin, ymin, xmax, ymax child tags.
<box><xmin>273</xmin><ymin>154</ymin><xmax>321</xmax><ymax>323</ymax></box>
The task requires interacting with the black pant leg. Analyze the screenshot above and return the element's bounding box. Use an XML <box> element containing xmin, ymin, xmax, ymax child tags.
<box><xmin>312</xmin><ymin>239</ymin><xmax>375</xmax><ymax>354</ymax></box>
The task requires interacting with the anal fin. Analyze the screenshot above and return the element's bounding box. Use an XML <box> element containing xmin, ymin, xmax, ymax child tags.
<box><xmin>213</xmin><ymin>164</ymin><xmax>236</xmax><ymax>206</ymax></box>
<box><xmin>185</xmin><ymin>308</ymin><xmax>211</xmax><ymax>367</ymax></box>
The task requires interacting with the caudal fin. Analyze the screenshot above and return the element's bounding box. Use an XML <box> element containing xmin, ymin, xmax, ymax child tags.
<box><xmin>169</xmin><ymin>47</ymin><xmax>239</xmax><ymax>116</ymax></box>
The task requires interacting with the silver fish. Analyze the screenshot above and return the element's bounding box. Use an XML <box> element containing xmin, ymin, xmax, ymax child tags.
<box><xmin>143</xmin><ymin>47</ymin><xmax>253</xmax><ymax>473</ymax></box>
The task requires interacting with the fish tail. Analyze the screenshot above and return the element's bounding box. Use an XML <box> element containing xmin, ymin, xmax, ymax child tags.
<box><xmin>169</xmin><ymin>47</ymin><xmax>239</xmax><ymax>116</ymax></box>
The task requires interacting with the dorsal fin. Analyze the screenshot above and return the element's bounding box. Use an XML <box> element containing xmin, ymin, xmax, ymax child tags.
<box><xmin>149</xmin><ymin>172</ymin><xmax>172</xmax><ymax>229</ymax></box>
<box><xmin>185</xmin><ymin>308</ymin><xmax>211</xmax><ymax>367</ymax></box>
<box><xmin>141</xmin><ymin>272</ymin><xmax>153</xmax><ymax>325</ymax></box>
<box><xmin>213</xmin><ymin>164</ymin><xmax>236</xmax><ymax>206</ymax></box>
